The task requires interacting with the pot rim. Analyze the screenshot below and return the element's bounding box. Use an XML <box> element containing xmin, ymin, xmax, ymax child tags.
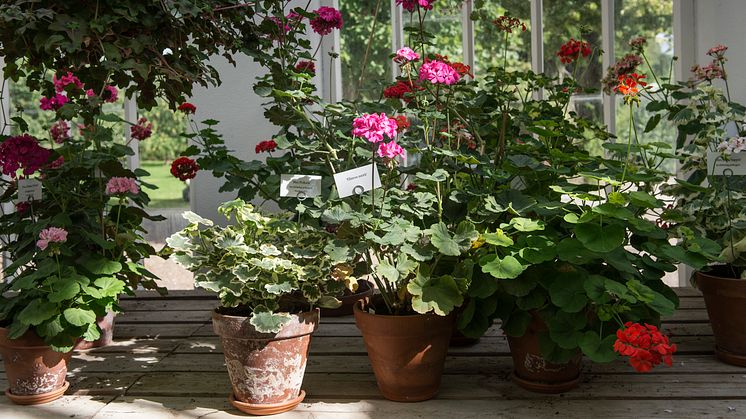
<box><xmin>212</xmin><ymin>307</ymin><xmax>320</xmax><ymax>321</ymax></box>
<box><xmin>352</xmin><ymin>300</ymin><xmax>453</xmax><ymax>319</ymax></box>
<box><xmin>696</xmin><ymin>269</ymin><xmax>744</xmax><ymax>282</ymax></box>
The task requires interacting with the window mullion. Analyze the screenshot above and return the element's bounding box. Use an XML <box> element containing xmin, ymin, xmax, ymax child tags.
<box><xmin>601</xmin><ymin>0</ymin><xmax>616</xmax><ymax>136</ymax></box>
<box><xmin>391</xmin><ymin>0</ymin><xmax>404</xmax><ymax>80</ymax></box>
<box><xmin>124</xmin><ymin>96</ymin><xmax>139</xmax><ymax>170</ymax></box>
<box><xmin>530</xmin><ymin>0</ymin><xmax>544</xmax><ymax>100</ymax></box>
<box><xmin>461</xmin><ymin>0</ymin><xmax>475</xmax><ymax>72</ymax></box>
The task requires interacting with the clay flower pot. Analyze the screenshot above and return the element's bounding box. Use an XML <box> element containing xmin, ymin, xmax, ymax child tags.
<box><xmin>696</xmin><ymin>269</ymin><xmax>746</xmax><ymax>366</ymax></box>
<box><xmin>0</xmin><ymin>327</ymin><xmax>72</xmax><ymax>405</ymax></box>
<box><xmin>506</xmin><ymin>313</ymin><xmax>582</xmax><ymax>394</ymax></box>
<box><xmin>212</xmin><ymin>309</ymin><xmax>319</xmax><ymax>415</ymax></box>
<box><xmin>74</xmin><ymin>312</ymin><xmax>116</xmax><ymax>350</ymax></box>
<box><xmin>353</xmin><ymin>301</ymin><xmax>455</xmax><ymax>402</ymax></box>
<box><xmin>320</xmin><ymin>280</ymin><xmax>374</xmax><ymax>317</ymax></box>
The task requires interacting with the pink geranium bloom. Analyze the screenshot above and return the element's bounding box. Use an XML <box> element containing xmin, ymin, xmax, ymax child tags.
<box><xmin>37</xmin><ymin>227</ymin><xmax>68</xmax><ymax>251</ymax></box>
<box><xmin>50</xmin><ymin>120</ymin><xmax>71</xmax><ymax>144</ymax></box>
<box><xmin>396</xmin><ymin>0</ymin><xmax>435</xmax><ymax>12</ymax></box>
<box><xmin>395</xmin><ymin>47</ymin><xmax>420</xmax><ymax>63</ymax></box>
<box><xmin>310</xmin><ymin>6</ymin><xmax>343</xmax><ymax>35</ymax></box>
<box><xmin>40</xmin><ymin>94</ymin><xmax>69</xmax><ymax>111</ymax></box>
<box><xmin>377</xmin><ymin>141</ymin><xmax>405</xmax><ymax>159</ymax></box>
<box><xmin>352</xmin><ymin>113</ymin><xmax>399</xmax><ymax>144</ymax></box>
<box><xmin>419</xmin><ymin>60</ymin><xmax>461</xmax><ymax>85</ymax></box>
<box><xmin>53</xmin><ymin>72</ymin><xmax>84</xmax><ymax>93</ymax></box>
<box><xmin>103</xmin><ymin>85</ymin><xmax>119</xmax><ymax>103</ymax></box>
<box><xmin>130</xmin><ymin>117</ymin><xmax>153</xmax><ymax>141</ymax></box>
<box><xmin>106</xmin><ymin>177</ymin><xmax>139</xmax><ymax>196</ymax></box>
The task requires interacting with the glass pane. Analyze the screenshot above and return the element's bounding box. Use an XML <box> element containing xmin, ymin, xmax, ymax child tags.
<box><xmin>340</xmin><ymin>0</ymin><xmax>393</xmax><ymax>101</ymax></box>
<box><xmin>416</xmin><ymin>1</ymin><xmax>464</xmax><ymax>62</ymax></box>
<box><xmin>10</xmin><ymin>77</ymin><xmax>56</xmax><ymax>138</ymax></box>
<box><xmin>615</xmin><ymin>0</ymin><xmax>675</xmax><ymax>173</ymax></box>
<box><xmin>473</xmin><ymin>1</ymin><xmax>532</xmax><ymax>74</ymax></box>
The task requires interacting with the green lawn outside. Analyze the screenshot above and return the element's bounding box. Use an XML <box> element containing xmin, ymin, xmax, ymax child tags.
<box><xmin>141</xmin><ymin>161</ymin><xmax>189</xmax><ymax>209</ymax></box>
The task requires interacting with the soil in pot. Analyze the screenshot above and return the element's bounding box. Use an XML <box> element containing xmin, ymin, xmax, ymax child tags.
<box><xmin>320</xmin><ymin>280</ymin><xmax>374</xmax><ymax>317</ymax></box>
<box><xmin>212</xmin><ymin>308</ymin><xmax>319</xmax><ymax>415</ymax></box>
<box><xmin>74</xmin><ymin>312</ymin><xmax>115</xmax><ymax>350</ymax></box>
<box><xmin>506</xmin><ymin>313</ymin><xmax>582</xmax><ymax>394</ymax></box>
<box><xmin>696</xmin><ymin>267</ymin><xmax>746</xmax><ymax>366</ymax></box>
<box><xmin>353</xmin><ymin>299</ymin><xmax>454</xmax><ymax>402</ymax></box>
<box><xmin>0</xmin><ymin>327</ymin><xmax>72</xmax><ymax>405</ymax></box>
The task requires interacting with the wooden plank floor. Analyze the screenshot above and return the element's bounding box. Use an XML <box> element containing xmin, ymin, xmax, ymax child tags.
<box><xmin>2</xmin><ymin>288</ymin><xmax>745</xmax><ymax>418</ymax></box>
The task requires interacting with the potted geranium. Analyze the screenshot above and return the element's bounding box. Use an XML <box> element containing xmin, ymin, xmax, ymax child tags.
<box><xmin>625</xmin><ymin>40</ymin><xmax>746</xmax><ymax>366</ymax></box>
<box><xmin>165</xmin><ymin>199</ymin><xmax>344</xmax><ymax>415</ymax></box>
<box><xmin>0</xmin><ymin>72</ymin><xmax>163</xmax><ymax>404</ymax></box>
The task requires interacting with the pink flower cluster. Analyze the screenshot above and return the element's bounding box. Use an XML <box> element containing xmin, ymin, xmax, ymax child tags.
<box><xmin>395</xmin><ymin>47</ymin><xmax>420</xmax><ymax>63</ymax></box>
<box><xmin>130</xmin><ymin>117</ymin><xmax>153</xmax><ymax>141</ymax></box>
<box><xmin>691</xmin><ymin>63</ymin><xmax>725</xmax><ymax>82</ymax></box>
<box><xmin>717</xmin><ymin>137</ymin><xmax>746</xmax><ymax>154</ymax></box>
<box><xmin>40</xmin><ymin>94</ymin><xmax>69</xmax><ymax>111</ymax></box>
<box><xmin>352</xmin><ymin>113</ymin><xmax>398</xmax><ymax>143</ymax></box>
<box><xmin>50</xmin><ymin>120</ymin><xmax>71</xmax><ymax>144</ymax></box>
<box><xmin>37</xmin><ymin>227</ymin><xmax>68</xmax><ymax>251</ymax></box>
<box><xmin>419</xmin><ymin>60</ymin><xmax>461</xmax><ymax>85</ymax></box>
<box><xmin>86</xmin><ymin>85</ymin><xmax>119</xmax><ymax>103</ymax></box>
<box><xmin>378</xmin><ymin>141</ymin><xmax>405</xmax><ymax>159</ymax></box>
<box><xmin>0</xmin><ymin>134</ymin><xmax>52</xmax><ymax>178</ymax></box>
<box><xmin>295</xmin><ymin>60</ymin><xmax>316</xmax><ymax>75</ymax></box>
<box><xmin>106</xmin><ymin>177</ymin><xmax>139</xmax><ymax>196</ymax></box>
<box><xmin>53</xmin><ymin>72</ymin><xmax>84</xmax><ymax>93</ymax></box>
<box><xmin>310</xmin><ymin>7</ymin><xmax>343</xmax><ymax>35</ymax></box>
<box><xmin>396</xmin><ymin>0</ymin><xmax>435</xmax><ymax>12</ymax></box>
<box><xmin>628</xmin><ymin>37</ymin><xmax>647</xmax><ymax>51</ymax></box>
<box><xmin>707</xmin><ymin>44</ymin><xmax>728</xmax><ymax>59</ymax></box>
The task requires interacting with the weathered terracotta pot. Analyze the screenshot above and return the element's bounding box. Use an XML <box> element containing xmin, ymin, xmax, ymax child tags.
<box><xmin>212</xmin><ymin>309</ymin><xmax>319</xmax><ymax>415</ymax></box>
<box><xmin>0</xmin><ymin>327</ymin><xmax>72</xmax><ymax>405</ymax></box>
<box><xmin>506</xmin><ymin>313</ymin><xmax>582</xmax><ymax>394</ymax></box>
<box><xmin>353</xmin><ymin>301</ymin><xmax>454</xmax><ymax>402</ymax></box>
<box><xmin>696</xmin><ymin>269</ymin><xmax>746</xmax><ymax>366</ymax></box>
<box><xmin>74</xmin><ymin>312</ymin><xmax>115</xmax><ymax>350</ymax></box>
<box><xmin>320</xmin><ymin>280</ymin><xmax>374</xmax><ymax>317</ymax></box>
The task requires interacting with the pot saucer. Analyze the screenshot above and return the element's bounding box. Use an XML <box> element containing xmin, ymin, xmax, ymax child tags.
<box><xmin>716</xmin><ymin>346</ymin><xmax>746</xmax><ymax>367</ymax></box>
<box><xmin>511</xmin><ymin>372</ymin><xmax>581</xmax><ymax>394</ymax></box>
<box><xmin>5</xmin><ymin>381</ymin><xmax>70</xmax><ymax>405</ymax></box>
<box><xmin>229</xmin><ymin>390</ymin><xmax>306</xmax><ymax>415</ymax></box>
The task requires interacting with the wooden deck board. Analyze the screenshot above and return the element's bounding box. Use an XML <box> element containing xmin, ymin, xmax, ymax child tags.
<box><xmin>2</xmin><ymin>287</ymin><xmax>740</xmax><ymax>419</ymax></box>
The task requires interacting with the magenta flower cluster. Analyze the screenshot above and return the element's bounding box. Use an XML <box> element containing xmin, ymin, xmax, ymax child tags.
<box><xmin>50</xmin><ymin>120</ymin><xmax>71</xmax><ymax>144</ymax></box>
<box><xmin>40</xmin><ymin>94</ymin><xmax>69</xmax><ymax>111</ymax></box>
<box><xmin>377</xmin><ymin>141</ymin><xmax>405</xmax><ymax>159</ymax></box>
<box><xmin>131</xmin><ymin>117</ymin><xmax>153</xmax><ymax>141</ymax></box>
<box><xmin>310</xmin><ymin>6</ymin><xmax>343</xmax><ymax>35</ymax></box>
<box><xmin>106</xmin><ymin>177</ymin><xmax>139</xmax><ymax>196</ymax></box>
<box><xmin>396</xmin><ymin>0</ymin><xmax>435</xmax><ymax>12</ymax></box>
<box><xmin>395</xmin><ymin>47</ymin><xmax>420</xmax><ymax>63</ymax></box>
<box><xmin>419</xmin><ymin>60</ymin><xmax>461</xmax><ymax>85</ymax></box>
<box><xmin>53</xmin><ymin>72</ymin><xmax>84</xmax><ymax>93</ymax></box>
<box><xmin>352</xmin><ymin>113</ymin><xmax>398</xmax><ymax>143</ymax></box>
<box><xmin>36</xmin><ymin>227</ymin><xmax>68</xmax><ymax>251</ymax></box>
<box><xmin>0</xmin><ymin>134</ymin><xmax>52</xmax><ymax>178</ymax></box>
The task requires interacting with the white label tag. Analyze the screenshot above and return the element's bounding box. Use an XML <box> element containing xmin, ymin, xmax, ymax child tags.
<box><xmin>17</xmin><ymin>179</ymin><xmax>42</xmax><ymax>202</ymax></box>
<box><xmin>333</xmin><ymin>164</ymin><xmax>381</xmax><ymax>198</ymax></box>
<box><xmin>707</xmin><ymin>150</ymin><xmax>746</xmax><ymax>175</ymax></box>
<box><xmin>280</xmin><ymin>174</ymin><xmax>322</xmax><ymax>198</ymax></box>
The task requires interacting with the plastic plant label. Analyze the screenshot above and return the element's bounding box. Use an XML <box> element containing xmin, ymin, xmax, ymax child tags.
<box><xmin>333</xmin><ymin>164</ymin><xmax>381</xmax><ymax>198</ymax></box>
<box><xmin>280</xmin><ymin>174</ymin><xmax>322</xmax><ymax>198</ymax></box>
<box><xmin>17</xmin><ymin>179</ymin><xmax>42</xmax><ymax>202</ymax></box>
<box><xmin>707</xmin><ymin>150</ymin><xmax>746</xmax><ymax>176</ymax></box>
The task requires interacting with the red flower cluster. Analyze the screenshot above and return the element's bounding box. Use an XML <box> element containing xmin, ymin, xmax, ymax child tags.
<box><xmin>396</xmin><ymin>0</ymin><xmax>435</xmax><ymax>12</ymax></box>
<box><xmin>0</xmin><ymin>134</ymin><xmax>52</xmax><ymax>178</ymax></box>
<box><xmin>383</xmin><ymin>80</ymin><xmax>415</xmax><ymax>101</ymax></box>
<box><xmin>614</xmin><ymin>73</ymin><xmax>647</xmax><ymax>98</ymax></box>
<box><xmin>170</xmin><ymin>157</ymin><xmax>200</xmax><ymax>181</ymax></box>
<box><xmin>628</xmin><ymin>37</ymin><xmax>647</xmax><ymax>51</ymax></box>
<box><xmin>310</xmin><ymin>6</ymin><xmax>343</xmax><ymax>36</ymax></box>
<box><xmin>394</xmin><ymin>115</ymin><xmax>410</xmax><ymax>133</ymax></box>
<box><xmin>557</xmin><ymin>39</ymin><xmax>592</xmax><ymax>64</ymax></box>
<box><xmin>492</xmin><ymin>15</ymin><xmax>527</xmax><ymax>33</ymax></box>
<box><xmin>178</xmin><ymin>102</ymin><xmax>197</xmax><ymax>114</ymax></box>
<box><xmin>130</xmin><ymin>117</ymin><xmax>153</xmax><ymax>141</ymax></box>
<box><xmin>450</xmin><ymin>62</ymin><xmax>474</xmax><ymax>78</ymax></box>
<box><xmin>602</xmin><ymin>54</ymin><xmax>644</xmax><ymax>94</ymax></box>
<box><xmin>614</xmin><ymin>322</ymin><xmax>677</xmax><ymax>372</ymax></box>
<box><xmin>295</xmin><ymin>60</ymin><xmax>316</xmax><ymax>75</ymax></box>
<box><xmin>255</xmin><ymin>139</ymin><xmax>277</xmax><ymax>154</ymax></box>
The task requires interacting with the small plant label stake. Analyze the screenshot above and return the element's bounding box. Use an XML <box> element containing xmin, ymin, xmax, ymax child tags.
<box><xmin>707</xmin><ymin>150</ymin><xmax>746</xmax><ymax>176</ymax></box>
<box><xmin>17</xmin><ymin>179</ymin><xmax>42</xmax><ymax>202</ymax></box>
<box><xmin>280</xmin><ymin>174</ymin><xmax>322</xmax><ymax>198</ymax></box>
<box><xmin>333</xmin><ymin>164</ymin><xmax>381</xmax><ymax>198</ymax></box>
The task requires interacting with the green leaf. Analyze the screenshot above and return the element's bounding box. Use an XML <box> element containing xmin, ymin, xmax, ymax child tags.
<box><xmin>427</xmin><ymin>221</ymin><xmax>478</xmax><ymax>257</ymax></box>
<box><xmin>265</xmin><ymin>282</ymin><xmax>294</xmax><ymax>295</ymax></box>
<box><xmin>628</xmin><ymin>191</ymin><xmax>662</xmax><ymax>209</ymax></box>
<box><xmin>549</xmin><ymin>272</ymin><xmax>588</xmax><ymax>313</ymax></box>
<box><xmin>575</xmin><ymin>223</ymin><xmax>625</xmax><ymax>253</ymax></box>
<box><xmin>408</xmin><ymin>274</ymin><xmax>464</xmax><ymax>316</ymax></box>
<box><xmin>49</xmin><ymin>281</ymin><xmax>80</xmax><ymax>303</ymax></box>
<box><xmin>591</xmin><ymin>203</ymin><xmax>634</xmax><ymax>220</ymax></box>
<box><xmin>63</xmin><ymin>308</ymin><xmax>97</xmax><ymax>327</ymax></box>
<box><xmin>250</xmin><ymin>311</ymin><xmax>292</xmax><ymax>334</ymax></box>
<box><xmin>94</xmin><ymin>277</ymin><xmax>126</xmax><ymax>297</ymax></box>
<box><xmin>375</xmin><ymin>261</ymin><xmax>400</xmax><ymax>284</ymax></box>
<box><xmin>18</xmin><ymin>300</ymin><xmax>57</xmax><ymax>326</ymax></box>
<box><xmin>505</xmin><ymin>217</ymin><xmax>545</xmax><ymax>232</ymax></box>
<box><xmin>648</xmin><ymin>290</ymin><xmax>676</xmax><ymax>316</ymax></box>
<box><xmin>579</xmin><ymin>332</ymin><xmax>618</xmax><ymax>362</ymax></box>
<box><xmin>644</xmin><ymin>114</ymin><xmax>661</xmax><ymax>133</ymax></box>
<box><xmin>481</xmin><ymin>255</ymin><xmax>525</xmax><ymax>279</ymax></box>
<box><xmin>483</xmin><ymin>229</ymin><xmax>513</xmax><ymax>247</ymax></box>
<box><xmin>548</xmin><ymin>311</ymin><xmax>587</xmax><ymax>350</ymax></box>
<box><xmin>81</xmin><ymin>255</ymin><xmax>123</xmax><ymax>275</ymax></box>
<box><xmin>557</xmin><ymin>238</ymin><xmax>599</xmax><ymax>263</ymax></box>
<box><xmin>82</xmin><ymin>323</ymin><xmax>101</xmax><ymax>342</ymax></box>
<box><xmin>503</xmin><ymin>311</ymin><xmax>532</xmax><ymax>337</ymax></box>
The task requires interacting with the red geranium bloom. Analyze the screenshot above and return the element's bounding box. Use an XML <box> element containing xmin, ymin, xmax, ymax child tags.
<box><xmin>178</xmin><ymin>103</ymin><xmax>197</xmax><ymax>114</ymax></box>
<box><xmin>295</xmin><ymin>60</ymin><xmax>316</xmax><ymax>75</ymax></box>
<box><xmin>383</xmin><ymin>80</ymin><xmax>415</xmax><ymax>101</ymax></box>
<box><xmin>614</xmin><ymin>73</ymin><xmax>647</xmax><ymax>97</ymax></box>
<box><xmin>255</xmin><ymin>140</ymin><xmax>278</xmax><ymax>154</ymax></box>
<box><xmin>170</xmin><ymin>157</ymin><xmax>200</xmax><ymax>181</ymax></box>
<box><xmin>557</xmin><ymin>39</ymin><xmax>592</xmax><ymax>64</ymax></box>
<box><xmin>492</xmin><ymin>15</ymin><xmax>527</xmax><ymax>33</ymax></box>
<box><xmin>394</xmin><ymin>115</ymin><xmax>410</xmax><ymax>132</ymax></box>
<box><xmin>450</xmin><ymin>62</ymin><xmax>474</xmax><ymax>78</ymax></box>
<box><xmin>614</xmin><ymin>321</ymin><xmax>677</xmax><ymax>372</ymax></box>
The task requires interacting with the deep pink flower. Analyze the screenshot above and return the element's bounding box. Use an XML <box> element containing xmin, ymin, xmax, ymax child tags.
<box><xmin>395</xmin><ymin>47</ymin><xmax>420</xmax><ymax>63</ymax></box>
<box><xmin>310</xmin><ymin>7</ymin><xmax>343</xmax><ymax>35</ymax></box>
<box><xmin>106</xmin><ymin>177</ymin><xmax>139</xmax><ymax>196</ymax></box>
<box><xmin>50</xmin><ymin>120</ymin><xmax>71</xmax><ymax>144</ymax></box>
<box><xmin>86</xmin><ymin>89</ymin><xmax>95</xmax><ymax>97</ymax></box>
<box><xmin>419</xmin><ymin>60</ymin><xmax>461</xmax><ymax>85</ymax></box>
<box><xmin>0</xmin><ymin>134</ymin><xmax>52</xmax><ymax>178</ymax></box>
<box><xmin>103</xmin><ymin>85</ymin><xmax>119</xmax><ymax>103</ymax></box>
<box><xmin>130</xmin><ymin>117</ymin><xmax>153</xmax><ymax>141</ymax></box>
<box><xmin>40</xmin><ymin>94</ymin><xmax>69</xmax><ymax>111</ymax></box>
<box><xmin>295</xmin><ymin>60</ymin><xmax>316</xmax><ymax>75</ymax></box>
<box><xmin>37</xmin><ymin>227</ymin><xmax>68</xmax><ymax>251</ymax></box>
<box><xmin>269</xmin><ymin>16</ymin><xmax>291</xmax><ymax>34</ymax></box>
<box><xmin>396</xmin><ymin>0</ymin><xmax>435</xmax><ymax>12</ymax></box>
<box><xmin>352</xmin><ymin>113</ymin><xmax>398</xmax><ymax>144</ymax></box>
<box><xmin>53</xmin><ymin>72</ymin><xmax>84</xmax><ymax>93</ymax></box>
<box><xmin>377</xmin><ymin>141</ymin><xmax>405</xmax><ymax>159</ymax></box>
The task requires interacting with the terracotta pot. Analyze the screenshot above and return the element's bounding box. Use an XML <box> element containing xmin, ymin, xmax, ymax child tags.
<box><xmin>320</xmin><ymin>280</ymin><xmax>374</xmax><ymax>317</ymax></box>
<box><xmin>0</xmin><ymin>327</ymin><xmax>72</xmax><ymax>405</ymax></box>
<box><xmin>212</xmin><ymin>309</ymin><xmax>319</xmax><ymax>415</ymax></box>
<box><xmin>696</xmin><ymin>269</ymin><xmax>746</xmax><ymax>366</ymax></box>
<box><xmin>74</xmin><ymin>312</ymin><xmax>115</xmax><ymax>350</ymax></box>
<box><xmin>506</xmin><ymin>313</ymin><xmax>582</xmax><ymax>394</ymax></box>
<box><xmin>353</xmin><ymin>301</ymin><xmax>454</xmax><ymax>402</ymax></box>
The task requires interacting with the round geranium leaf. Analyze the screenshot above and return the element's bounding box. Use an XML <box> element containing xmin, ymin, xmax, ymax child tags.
<box><xmin>575</xmin><ymin>223</ymin><xmax>626</xmax><ymax>253</ymax></box>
